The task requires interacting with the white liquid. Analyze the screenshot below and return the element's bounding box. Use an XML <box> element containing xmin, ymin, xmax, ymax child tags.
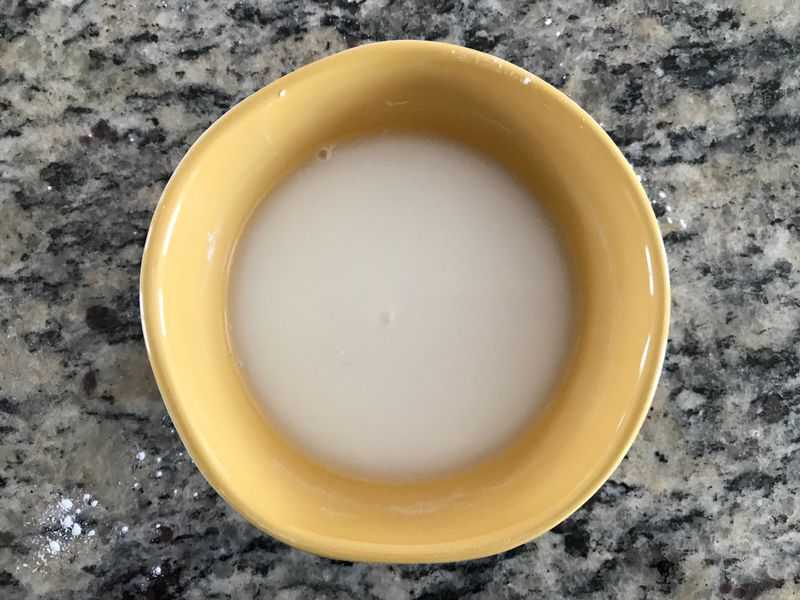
<box><xmin>231</xmin><ymin>135</ymin><xmax>572</xmax><ymax>479</ymax></box>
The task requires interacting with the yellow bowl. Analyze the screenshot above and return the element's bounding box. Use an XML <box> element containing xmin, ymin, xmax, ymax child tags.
<box><xmin>140</xmin><ymin>41</ymin><xmax>669</xmax><ymax>563</ymax></box>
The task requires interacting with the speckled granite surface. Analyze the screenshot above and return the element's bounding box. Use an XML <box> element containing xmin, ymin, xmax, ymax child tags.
<box><xmin>1</xmin><ymin>1</ymin><xmax>799</xmax><ymax>598</ymax></box>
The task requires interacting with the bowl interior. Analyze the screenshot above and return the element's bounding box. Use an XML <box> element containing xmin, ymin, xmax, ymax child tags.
<box><xmin>140</xmin><ymin>41</ymin><xmax>669</xmax><ymax>562</ymax></box>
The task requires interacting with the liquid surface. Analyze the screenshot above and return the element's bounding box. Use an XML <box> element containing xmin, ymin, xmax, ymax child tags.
<box><xmin>230</xmin><ymin>135</ymin><xmax>572</xmax><ymax>479</ymax></box>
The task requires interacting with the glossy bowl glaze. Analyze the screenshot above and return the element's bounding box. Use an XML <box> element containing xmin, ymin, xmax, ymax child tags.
<box><xmin>140</xmin><ymin>41</ymin><xmax>670</xmax><ymax>563</ymax></box>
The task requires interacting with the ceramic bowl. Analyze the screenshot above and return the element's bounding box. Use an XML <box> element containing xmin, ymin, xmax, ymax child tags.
<box><xmin>140</xmin><ymin>41</ymin><xmax>670</xmax><ymax>563</ymax></box>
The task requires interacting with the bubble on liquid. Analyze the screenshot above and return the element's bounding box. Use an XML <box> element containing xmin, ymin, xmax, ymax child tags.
<box><xmin>318</xmin><ymin>145</ymin><xmax>334</xmax><ymax>161</ymax></box>
<box><xmin>379</xmin><ymin>310</ymin><xmax>395</xmax><ymax>326</ymax></box>
<box><xmin>522</xmin><ymin>77</ymin><xmax>532</xmax><ymax>85</ymax></box>
<box><xmin>278</xmin><ymin>89</ymin><xmax>286</xmax><ymax>98</ymax></box>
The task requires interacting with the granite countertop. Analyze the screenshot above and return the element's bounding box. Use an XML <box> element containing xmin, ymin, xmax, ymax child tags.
<box><xmin>1</xmin><ymin>1</ymin><xmax>799</xmax><ymax>598</ymax></box>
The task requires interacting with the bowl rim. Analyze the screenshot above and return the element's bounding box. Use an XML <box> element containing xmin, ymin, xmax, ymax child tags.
<box><xmin>140</xmin><ymin>40</ymin><xmax>670</xmax><ymax>563</ymax></box>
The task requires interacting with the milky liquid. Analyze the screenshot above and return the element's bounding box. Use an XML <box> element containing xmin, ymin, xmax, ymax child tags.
<box><xmin>230</xmin><ymin>135</ymin><xmax>572</xmax><ymax>480</ymax></box>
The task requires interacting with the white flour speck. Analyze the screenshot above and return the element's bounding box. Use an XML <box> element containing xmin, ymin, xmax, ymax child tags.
<box><xmin>544</xmin><ymin>17</ymin><xmax>552</xmax><ymax>25</ymax></box>
<box><xmin>90</xmin><ymin>500</ymin><xmax>98</xmax><ymax>507</ymax></box>
<box><xmin>156</xmin><ymin>457</ymin><xmax>162</xmax><ymax>463</ymax></box>
<box><xmin>155</xmin><ymin>523</ymin><xmax>161</xmax><ymax>529</ymax></box>
<box><xmin>658</xmin><ymin>190</ymin><xmax>667</xmax><ymax>199</ymax></box>
<box><xmin>83</xmin><ymin>494</ymin><xmax>91</xmax><ymax>503</ymax></box>
<box><xmin>121</xmin><ymin>525</ymin><xmax>129</xmax><ymax>534</ymax></box>
<box><xmin>24</xmin><ymin>493</ymin><xmax>107</xmax><ymax>573</ymax></box>
<box><xmin>192</xmin><ymin>492</ymin><xmax>198</xmax><ymax>498</ymax></box>
<box><xmin>133</xmin><ymin>482</ymin><xmax>140</xmax><ymax>489</ymax></box>
<box><xmin>152</xmin><ymin>565</ymin><xmax>162</xmax><ymax>577</ymax></box>
<box><xmin>136</xmin><ymin>451</ymin><xmax>146</xmax><ymax>461</ymax></box>
<box><xmin>88</xmin><ymin>530</ymin><xmax>96</xmax><ymax>537</ymax></box>
<box><xmin>155</xmin><ymin>470</ymin><xmax>163</xmax><ymax>478</ymax></box>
